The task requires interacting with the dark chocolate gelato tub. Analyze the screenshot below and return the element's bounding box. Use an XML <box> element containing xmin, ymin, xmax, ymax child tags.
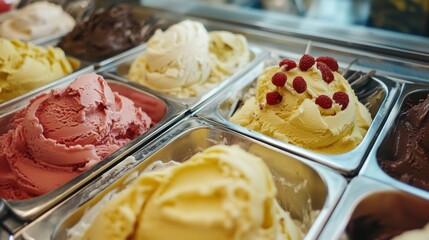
<box><xmin>361</xmin><ymin>83</ymin><xmax>429</xmax><ymax>200</ymax></box>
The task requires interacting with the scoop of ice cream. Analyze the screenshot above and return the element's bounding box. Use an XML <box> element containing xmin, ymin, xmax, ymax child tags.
<box><xmin>0</xmin><ymin>38</ymin><xmax>74</xmax><ymax>103</ymax></box>
<box><xmin>58</xmin><ymin>4</ymin><xmax>163</xmax><ymax>61</ymax></box>
<box><xmin>78</xmin><ymin>145</ymin><xmax>304</xmax><ymax>240</ymax></box>
<box><xmin>381</xmin><ymin>94</ymin><xmax>429</xmax><ymax>191</ymax></box>
<box><xmin>128</xmin><ymin>19</ymin><xmax>211</xmax><ymax>97</ymax></box>
<box><xmin>392</xmin><ymin>223</ymin><xmax>429</xmax><ymax>240</ymax></box>
<box><xmin>0</xmin><ymin>1</ymin><xmax>75</xmax><ymax>41</ymax></box>
<box><xmin>230</xmin><ymin>55</ymin><xmax>372</xmax><ymax>154</ymax></box>
<box><xmin>0</xmin><ymin>73</ymin><xmax>152</xmax><ymax>200</ymax></box>
<box><xmin>128</xmin><ymin>19</ymin><xmax>250</xmax><ymax>98</ymax></box>
<box><xmin>209</xmin><ymin>31</ymin><xmax>250</xmax><ymax>82</ymax></box>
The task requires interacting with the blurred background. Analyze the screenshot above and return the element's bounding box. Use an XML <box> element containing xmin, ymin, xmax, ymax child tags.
<box><xmin>138</xmin><ymin>0</ymin><xmax>429</xmax><ymax>37</ymax></box>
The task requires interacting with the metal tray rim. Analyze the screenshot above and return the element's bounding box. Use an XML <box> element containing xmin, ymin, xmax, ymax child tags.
<box><xmin>360</xmin><ymin>82</ymin><xmax>429</xmax><ymax>200</ymax></box>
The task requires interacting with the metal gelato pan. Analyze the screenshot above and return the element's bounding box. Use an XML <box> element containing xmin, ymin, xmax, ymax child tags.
<box><xmin>318</xmin><ymin>176</ymin><xmax>429</xmax><ymax>240</ymax></box>
<box><xmin>0</xmin><ymin>73</ymin><xmax>187</xmax><ymax>231</ymax></box>
<box><xmin>15</xmin><ymin>117</ymin><xmax>346</xmax><ymax>240</ymax></box>
<box><xmin>196</xmin><ymin>53</ymin><xmax>401</xmax><ymax>175</ymax></box>
<box><xmin>361</xmin><ymin>83</ymin><xmax>429</xmax><ymax>200</ymax></box>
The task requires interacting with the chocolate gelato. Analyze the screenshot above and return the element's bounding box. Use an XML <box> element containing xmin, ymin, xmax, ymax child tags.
<box><xmin>58</xmin><ymin>4</ymin><xmax>168</xmax><ymax>61</ymax></box>
<box><xmin>346</xmin><ymin>216</ymin><xmax>405</xmax><ymax>240</ymax></box>
<box><xmin>380</xmin><ymin>94</ymin><xmax>429</xmax><ymax>191</ymax></box>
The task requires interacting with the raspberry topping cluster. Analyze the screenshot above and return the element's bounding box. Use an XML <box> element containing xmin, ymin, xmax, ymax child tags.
<box><xmin>265</xmin><ymin>54</ymin><xmax>349</xmax><ymax>111</ymax></box>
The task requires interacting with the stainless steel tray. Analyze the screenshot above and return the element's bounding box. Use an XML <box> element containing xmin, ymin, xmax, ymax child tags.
<box><xmin>0</xmin><ymin>55</ymin><xmax>93</xmax><ymax>110</ymax></box>
<box><xmin>15</xmin><ymin>117</ymin><xmax>346</xmax><ymax>240</ymax></box>
<box><xmin>0</xmin><ymin>225</ymin><xmax>11</xmax><ymax>240</ymax></box>
<box><xmin>0</xmin><ymin>73</ymin><xmax>187</xmax><ymax>229</ymax></box>
<box><xmin>360</xmin><ymin>83</ymin><xmax>429</xmax><ymax>200</ymax></box>
<box><xmin>196</xmin><ymin>54</ymin><xmax>400</xmax><ymax>175</ymax></box>
<box><xmin>103</xmin><ymin>44</ymin><xmax>267</xmax><ymax>112</ymax></box>
<box><xmin>318</xmin><ymin>176</ymin><xmax>429</xmax><ymax>240</ymax></box>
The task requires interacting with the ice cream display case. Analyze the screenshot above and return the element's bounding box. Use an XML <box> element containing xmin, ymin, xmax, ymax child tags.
<box><xmin>1</xmin><ymin>0</ymin><xmax>429</xmax><ymax>239</ymax></box>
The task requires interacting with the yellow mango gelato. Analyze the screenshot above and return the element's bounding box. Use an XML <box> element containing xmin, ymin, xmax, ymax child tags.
<box><xmin>0</xmin><ymin>38</ymin><xmax>74</xmax><ymax>103</ymax></box>
<box><xmin>71</xmin><ymin>145</ymin><xmax>304</xmax><ymax>240</ymax></box>
<box><xmin>230</xmin><ymin>55</ymin><xmax>372</xmax><ymax>154</ymax></box>
<box><xmin>128</xmin><ymin>20</ymin><xmax>250</xmax><ymax>98</ymax></box>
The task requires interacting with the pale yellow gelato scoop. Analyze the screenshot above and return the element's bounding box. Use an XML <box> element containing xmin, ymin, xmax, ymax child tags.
<box><xmin>230</xmin><ymin>57</ymin><xmax>372</xmax><ymax>154</ymax></box>
<box><xmin>0</xmin><ymin>38</ymin><xmax>74</xmax><ymax>103</ymax></box>
<box><xmin>79</xmin><ymin>145</ymin><xmax>303</xmax><ymax>240</ymax></box>
<box><xmin>128</xmin><ymin>20</ymin><xmax>250</xmax><ymax>98</ymax></box>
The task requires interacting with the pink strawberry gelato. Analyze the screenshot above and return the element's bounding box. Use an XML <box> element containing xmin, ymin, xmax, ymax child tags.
<box><xmin>0</xmin><ymin>73</ymin><xmax>152</xmax><ymax>200</ymax></box>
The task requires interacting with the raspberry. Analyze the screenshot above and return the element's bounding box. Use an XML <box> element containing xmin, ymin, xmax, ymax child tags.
<box><xmin>0</xmin><ymin>0</ymin><xmax>12</xmax><ymax>13</ymax></box>
<box><xmin>279</xmin><ymin>59</ymin><xmax>297</xmax><ymax>71</ymax></box>
<box><xmin>271</xmin><ymin>72</ymin><xmax>287</xmax><ymax>87</ymax></box>
<box><xmin>266</xmin><ymin>91</ymin><xmax>283</xmax><ymax>105</ymax></box>
<box><xmin>316</xmin><ymin>56</ymin><xmax>339</xmax><ymax>72</ymax></box>
<box><xmin>333</xmin><ymin>91</ymin><xmax>350</xmax><ymax>110</ymax></box>
<box><xmin>315</xmin><ymin>95</ymin><xmax>333</xmax><ymax>109</ymax></box>
<box><xmin>299</xmin><ymin>54</ymin><xmax>315</xmax><ymax>71</ymax></box>
<box><xmin>317</xmin><ymin>62</ymin><xmax>334</xmax><ymax>83</ymax></box>
<box><xmin>292</xmin><ymin>76</ymin><xmax>307</xmax><ymax>93</ymax></box>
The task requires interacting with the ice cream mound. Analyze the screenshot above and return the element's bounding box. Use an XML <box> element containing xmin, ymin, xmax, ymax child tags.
<box><xmin>128</xmin><ymin>19</ymin><xmax>250</xmax><ymax>98</ymax></box>
<box><xmin>0</xmin><ymin>1</ymin><xmax>75</xmax><ymax>41</ymax></box>
<box><xmin>0</xmin><ymin>38</ymin><xmax>75</xmax><ymax>103</ymax></box>
<box><xmin>0</xmin><ymin>73</ymin><xmax>152</xmax><ymax>200</ymax></box>
<box><xmin>67</xmin><ymin>145</ymin><xmax>304</xmax><ymax>240</ymax></box>
<box><xmin>380</xmin><ymin>94</ymin><xmax>429</xmax><ymax>191</ymax></box>
<box><xmin>230</xmin><ymin>55</ymin><xmax>372</xmax><ymax>154</ymax></box>
<box><xmin>58</xmin><ymin>4</ymin><xmax>169</xmax><ymax>61</ymax></box>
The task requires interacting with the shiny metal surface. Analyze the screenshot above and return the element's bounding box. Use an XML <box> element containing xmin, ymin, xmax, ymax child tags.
<box><xmin>15</xmin><ymin>117</ymin><xmax>346</xmax><ymax>240</ymax></box>
<box><xmin>142</xmin><ymin>0</ymin><xmax>429</xmax><ymax>62</ymax></box>
<box><xmin>361</xmin><ymin>83</ymin><xmax>429</xmax><ymax>200</ymax></box>
<box><xmin>0</xmin><ymin>56</ymin><xmax>93</xmax><ymax>110</ymax></box>
<box><xmin>196</xmin><ymin>52</ymin><xmax>400</xmax><ymax>175</ymax></box>
<box><xmin>104</xmin><ymin>45</ymin><xmax>268</xmax><ymax>112</ymax></box>
<box><xmin>318</xmin><ymin>176</ymin><xmax>429</xmax><ymax>240</ymax></box>
<box><xmin>0</xmin><ymin>73</ymin><xmax>187</xmax><ymax>225</ymax></box>
<box><xmin>0</xmin><ymin>225</ymin><xmax>12</xmax><ymax>240</ymax></box>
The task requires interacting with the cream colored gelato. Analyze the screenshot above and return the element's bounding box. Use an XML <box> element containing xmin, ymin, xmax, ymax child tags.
<box><xmin>128</xmin><ymin>20</ymin><xmax>250</xmax><ymax>98</ymax></box>
<box><xmin>0</xmin><ymin>38</ymin><xmax>74</xmax><ymax>103</ymax></box>
<box><xmin>392</xmin><ymin>223</ymin><xmax>429</xmax><ymax>240</ymax></box>
<box><xmin>209</xmin><ymin>31</ymin><xmax>250</xmax><ymax>82</ymax></box>
<box><xmin>69</xmin><ymin>145</ymin><xmax>304</xmax><ymax>240</ymax></box>
<box><xmin>230</xmin><ymin>57</ymin><xmax>372</xmax><ymax>154</ymax></box>
<box><xmin>0</xmin><ymin>1</ymin><xmax>75</xmax><ymax>41</ymax></box>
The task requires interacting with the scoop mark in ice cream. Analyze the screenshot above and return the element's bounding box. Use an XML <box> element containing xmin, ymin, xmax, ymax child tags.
<box><xmin>0</xmin><ymin>73</ymin><xmax>152</xmax><ymax>200</ymax></box>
